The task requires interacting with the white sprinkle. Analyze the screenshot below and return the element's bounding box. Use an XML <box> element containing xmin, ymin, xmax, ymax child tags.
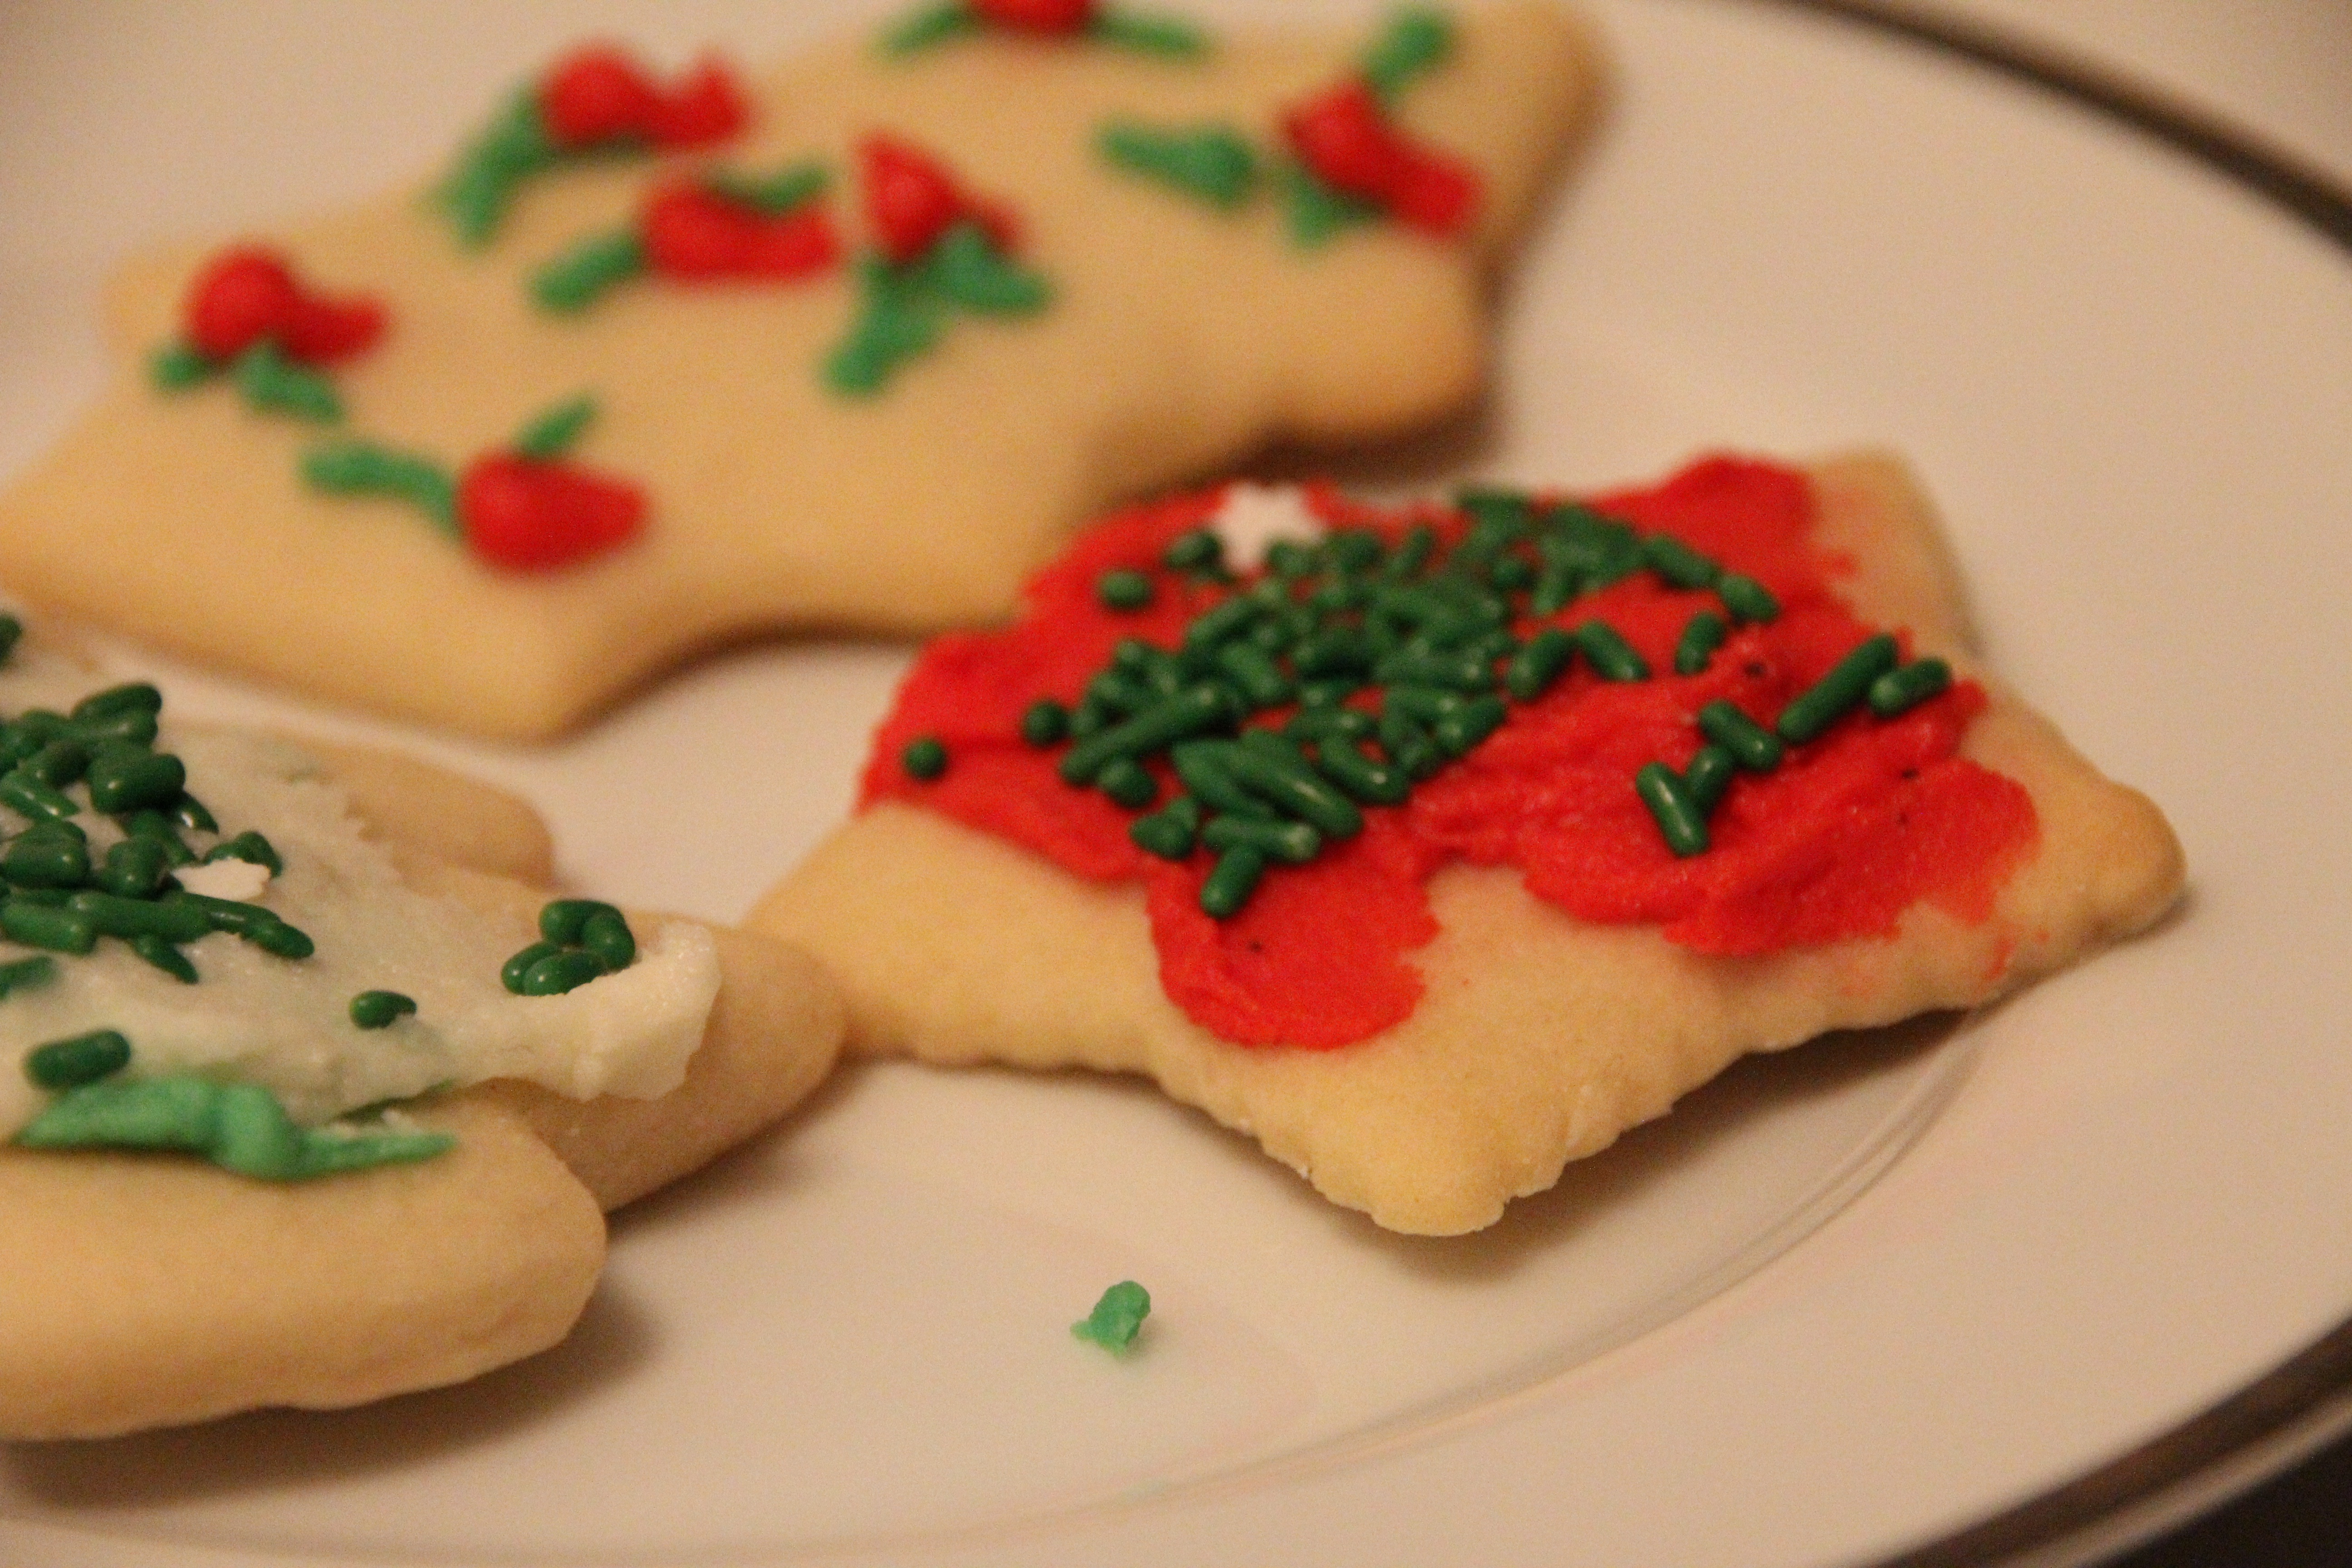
<box><xmin>1209</xmin><ymin>482</ymin><xmax>1325</xmax><ymax>572</ymax></box>
<box><xmin>175</xmin><ymin>858</ymin><xmax>272</xmax><ymax>902</ymax></box>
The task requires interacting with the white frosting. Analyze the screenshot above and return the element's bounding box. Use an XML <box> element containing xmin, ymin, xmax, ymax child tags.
<box><xmin>0</xmin><ymin>645</ymin><xmax>717</xmax><ymax>1138</ymax></box>
<box><xmin>1209</xmin><ymin>482</ymin><xmax>1326</xmax><ymax>571</ymax></box>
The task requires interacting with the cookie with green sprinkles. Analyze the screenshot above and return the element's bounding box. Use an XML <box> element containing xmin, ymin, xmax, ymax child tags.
<box><xmin>755</xmin><ymin>452</ymin><xmax>2182</xmax><ymax>1235</ymax></box>
<box><xmin>0</xmin><ymin>628</ymin><xmax>846</xmax><ymax>1439</ymax></box>
<box><xmin>0</xmin><ymin>3</ymin><xmax>1597</xmax><ymax>739</ymax></box>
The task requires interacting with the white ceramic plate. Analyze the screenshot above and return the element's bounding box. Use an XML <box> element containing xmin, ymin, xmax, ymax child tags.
<box><xmin>2</xmin><ymin>3</ymin><xmax>2347</xmax><ymax>1565</ymax></box>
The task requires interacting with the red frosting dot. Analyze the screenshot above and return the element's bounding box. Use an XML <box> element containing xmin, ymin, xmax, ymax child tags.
<box><xmin>183</xmin><ymin>245</ymin><xmax>386</xmax><ymax>364</ymax></box>
<box><xmin>457</xmin><ymin>453</ymin><xmax>646</xmax><ymax>572</ymax></box>
<box><xmin>1283</xmin><ymin>80</ymin><xmax>1480</xmax><ymax>236</ymax></box>
<box><xmin>858</xmin><ymin>134</ymin><xmax>1019</xmax><ymax>265</ymax></box>
<box><xmin>971</xmin><ymin>0</ymin><xmax>1098</xmax><ymax>31</ymax></box>
<box><xmin>641</xmin><ymin>180</ymin><xmax>840</xmax><ymax>279</ymax></box>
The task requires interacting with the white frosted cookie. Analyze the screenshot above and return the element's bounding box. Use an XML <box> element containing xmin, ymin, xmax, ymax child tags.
<box><xmin>0</xmin><ymin>3</ymin><xmax>1599</xmax><ymax>739</ymax></box>
<box><xmin>750</xmin><ymin>452</ymin><xmax>2183</xmax><ymax>1235</ymax></box>
<box><xmin>0</xmin><ymin>633</ymin><xmax>843</xmax><ymax>1438</ymax></box>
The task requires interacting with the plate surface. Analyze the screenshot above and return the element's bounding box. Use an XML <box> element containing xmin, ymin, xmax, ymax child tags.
<box><xmin>1</xmin><ymin>2</ymin><xmax>2348</xmax><ymax>1565</ymax></box>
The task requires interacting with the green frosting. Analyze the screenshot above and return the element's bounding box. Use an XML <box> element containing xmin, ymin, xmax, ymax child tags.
<box><xmin>15</xmin><ymin>1074</ymin><xmax>453</xmax><ymax>1181</ymax></box>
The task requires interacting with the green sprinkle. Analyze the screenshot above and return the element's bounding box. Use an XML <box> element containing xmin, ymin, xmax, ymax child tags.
<box><xmin>1375</xmin><ymin>648</ymin><xmax>1494</xmax><ymax>694</ymax></box>
<box><xmin>122</xmin><ymin>810</ymin><xmax>197</xmax><ymax>867</ymax></box>
<box><xmin>1360</xmin><ymin>5</ymin><xmax>1455</xmax><ymax>102</ymax></box>
<box><xmin>1643</xmin><ymin>533</ymin><xmax>1720</xmax><ymax>590</ymax></box>
<box><xmin>1572</xmin><ymin>621</ymin><xmax>1650</xmax><ymax>682</ymax></box>
<box><xmin>1505</xmin><ymin>626</ymin><xmax>1578</xmax><ymax>702</ymax></box>
<box><xmin>233</xmin><ymin>339</ymin><xmax>342</xmax><ymax>422</ymax></box>
<box><xmin>172</xmin><ymin>792</ymin><xmax>217</xmax><ymax>834</ymax></box>
<box><xmin>0</xmin><ymin>901</ymin><xmax>95</xmax><ymax>955</ymax></box>
<box><xmin>1097</xmin><ymin>568</ymin><xmax>1156</xmax><ymax>612</ymax></box>
<box><xmin>0</xmin><ymin>955</ymin><xmax>57</xmax><ymax>999</ymax></box>
<box><xmin>1215</xmin><ymin>642</ymin><xmax>1294</xmax><ymax>709</ymax></box>
<box><xmin>204</xmin><ymin>830</ymin><xmax>283</xmax><ymax>875</ymax></box>
<box><xmin>72</xmin><ymin>682</ymin><xmax>162</xmax><ymax>722</ymax></box>
<box><xmin>1697</xmin><ymin>699</ymin><xmax>1785</xmax><ymax>771</ymax></box>
<box><xmin>1717</xmin><ymin>573</ymin><xmax>1781</xmax><ymax>625</ymax></box>
<box><xmin>94</xmin><ymin>838</ymin><xmax>172</xmax><ymax>900</ymax></box>
<box><xmin>149</xmin><ymin>339</ymin><xmax>215</xmax><ymax>390</ymax></box>
<box><xmin>22</xmin><ymin>738</ymin><xmax>87</xmax><ymax>789</ymax></box>
<box><xmin>2</xmin><ymin>827</ymin><xmax>89</xmax><ymax>889</ymax></box>
<box><xmin>128</xmin><ymin>935</ymin><xmax>197</xmax><ymax>984</ymax></box>
<box><xmin>1096</xmin><ymin>756</ymin><xmax>1160</xmax><ymax>809</ymax></box>
<box><xmin>878</xmin><ymin>0</ymin><xmax>977</xmax><ymax>54</ymax></box>
<box><xmin>24</xmin><ymin>1029</ymin><xmax>132</xmax><ymax>1091</ymax></box>
<box><xmin>0</xmin><ymin>614</ymin><xmax>19</xmax><ymax>665</ymax></box>
<box><xmin>1377</xmin><ymin>709</ymin><xmax>1444</xmax><ymax>780</ymax></box>
<box><xmin>1020</xmin><ymin>698</ymin><xmax>1070</xmax><ymax>746</ymax></box>
<box><xmin>513</xmin><ymin>393</ymin><xmax>598</xmax><ymax>460</ymax></box>
<box><xmin>519</xmin><ymin>948</ymin><xmax>607</xmax><ymax>996</ymax></box>
<box><xmin>0</xmin><ymin>769</ymin><xmax>79</xmax><ymax>822</ymax></box>
<box><xmin>1058</xmin><ymin>685</ymin><xmax>1234</xmax><ymax>785</ymax></box>
<box><xmin>1673</xmin><ymin>610</ymin><xmax>1730</xmax><ymax>676</ymax></box>
<box><xmin>1201</xmin><ymin>814</ymin><xmax>1320</xmax><ymax>864</ymax></box>
<box><xmin>531</xmin><ymin>230</ymin><xmax>647</xmax><ymax>314</ymax></box>
<box><xmin>1636</xmin><ymin>761</ymin><xmax>1709</xmax><ymax>857</ymax></box>
<box><xmin>83</xmin><ymin>745</ymin><xmax>186</xmax><ymax>814</ymax></box>
<box><xmin>1778</xmin><ymin>633</ymin><xmax>1901</xmax><ymax>745</ymax></box>
<box><xmin>1130</xmin><ymin>799</ymin><xmax>1199</xmax><ymax>859</ymax></box>
<box><xmin>539</xmin><ymin>898</ymin><xmax>622</xmax><ymax>946</ymax></box>
<box><xmin>16</xmin><ymin>1074</ymin><xmax>455</xmax><ymax>1180</ymax></box>
<box><xmin>1088</xmin><ymin>10</ymin><xmax>1209</xmax><ymax>56</ymax></box>
<box><xmin>578</xmin><ymin>908</ymin><xmax>637</xmax><ymax>972</ymax></box>
<box><xmin>1683</xmin><ymin>744</ymin><xmax>1737</xmax><ymax>815</ymax></box>
<box><xmin>64</xmin><ymin>892</ymin><xmax>211</xmax><ymax>943</ymax></box>
<box><xmin>1072</xmin><ymin>1279</ymin><xmax>1152</xmax><ymax>1352</ymax></box>
<box><xmin>1098</xmin><ymin>121</ymin><xmax>1259</xmax><ymax>208</ymax></box>
<box><xmin>1162</xmin><ymin>528</ymin><xmax>1223</xmax><ymax>572</ymax></box>
<box><xmin>1309</xmin><ymin>735</ymin><xmax>1410</xmax><ymax>805</ymax></box>
<box><xmin>923</xmin><ymin>221</ymin><xmax>1052</xmax><ymax>314</ymax></box>
<box><xmin>1223</xmin><ymin>745</ymin><xmax>1364</xmax><ymax>839</ymax></box>
<box><xmin>302</xmin><ymin>441</ymin><xmax>461</xmax><ymax>534</ymax></box>
<box><xmin>1199</xmin><ymin>843</ymin><xmax>1267</xmax><ymax>917</ymax></box>
<box><xmin>502</xmin><ymin>939</ymin><xmax>560</xmax><ymax>994</ymax></box>
<box><xmin>1431</xmin><ymin>693</ymin><xmax>1508</xmax><ymax>757</ymax></box>
<box><xmin>1868</xmin><ymin>657</ymin><xmax>1953</xmax><ymax>717</ymax></box>
<box><xmin>902</xmin><ymin>736</ymin><xmax>950</xmax><ymax>780</ymax></box>
<box><xmin>1169</xmin><ymin>741</ymin><xmax>1271</xmax><ymax>819</ymax></box>
<box><xmin>349</xmin><ymin>990</ymin><xmax>419</xmax><ymax>1029</ymax></box>
<box><xmin>243</xmin><ymin>919</ymin><xmax>315</xmax><ymax>960</ymax></box>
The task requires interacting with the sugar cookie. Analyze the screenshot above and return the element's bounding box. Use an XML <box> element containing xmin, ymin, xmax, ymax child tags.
<box><xmin>0</xmin><ymin>3</ymin><xmax>1598</xmax><ymax>738</ymax></box>
<box><xmin>751</xmin><ymin>453</ymin><xmax>2183</xmax><ymax>1235</ymax></box>
<box><xmin>0</xmin><ymin>629</ymin><xmax>843</xmax><ymax>1437</ymax></box>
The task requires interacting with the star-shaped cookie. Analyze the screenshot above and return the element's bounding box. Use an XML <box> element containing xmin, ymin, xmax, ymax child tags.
<box><xmin>749</xmin><ymin>452</ymin><xmax>2183</xmax><ymax>1235</ymax></box>
<box><xmin>0</xmin><ymin>3</ymin><xmax>1597</xmax><ymax>738</ymax></box>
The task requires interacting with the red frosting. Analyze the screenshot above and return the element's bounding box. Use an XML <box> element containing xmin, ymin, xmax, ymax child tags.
<box><xmin>458</xmin><ymin>453</ymin><xmax>646</xmax><ymax>572</ymax></box>
<box><xmin>184</xmin><ymin>246</ymin><xmax>385</xmax><ymax>365</ymax></box>
<box><xmin>1283</xmin><ymin>80</ymin><xmax>1480</xmax><ymax>237</ymax></box>
<box><xmin>539</xmin><ymin>45</ymin><xmax>748</xmax><ymax>151</ymax></box>
<box><xmin>641</xmin><ymin>180</ymin><xmax>841</xmax><ymax>279</ymax></box>
<box><xmin>972</xmin><ymin>0</ymin><xmax>1098</xmax><ymax>31</ymax></box>
<box><xmin>861</xmin><ymin>458</ymin><xmax>2038</xmax><ymax>1048</ymax></box>
<box><xmin>859</xmin><ymin>135</ymin><xmax>1021</xmax><ymax>265</ymax></box>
